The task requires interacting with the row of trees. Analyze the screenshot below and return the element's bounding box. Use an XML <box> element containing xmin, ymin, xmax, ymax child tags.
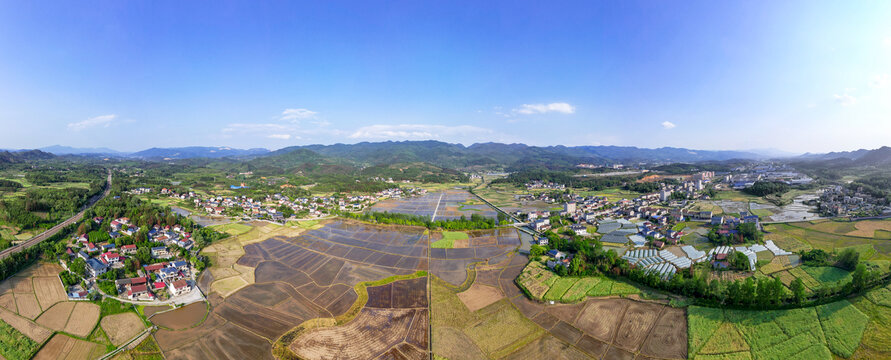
<box><xmin>337</xmin><ymin>211</ymin><xmax>499</xmax><ymax>230</ymax></box>
<box><xmin>537</xmin><ymin>231</ymin><xmax>888</xmax><ymax>308</ymax></box>
<box><xmin>493</xmin><ymin>169</ymin><xmax>642</xmax><ymax>190</ymax></box>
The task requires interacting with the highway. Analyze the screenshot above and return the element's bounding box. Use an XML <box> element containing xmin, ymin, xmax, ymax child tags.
<box><xmin>0</xmin><ymin>170</ymin><xmax>112</xmax><ymax>260</ymax></box>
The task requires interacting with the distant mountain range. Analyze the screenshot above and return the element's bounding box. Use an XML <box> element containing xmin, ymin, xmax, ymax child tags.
<box><xmin>13</xmin><ymin>142</ymin><xmax>891</xmax><ymax>170</ymax></box>
<box><xmin>39</xmin><ymin>145</ymin><xmax>121</xmax><ymax>155</ymax></box>
<box><xmin>128</xmin><ymin>147</ymin><xmax>270</xmax><ymax>159</ymax></box>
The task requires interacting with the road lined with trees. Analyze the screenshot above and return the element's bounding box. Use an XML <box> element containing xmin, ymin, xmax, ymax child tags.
<box><xmin>0</xmin><ymin>169</ymin><xmax>111</xmax><ymax>260</ymax></box>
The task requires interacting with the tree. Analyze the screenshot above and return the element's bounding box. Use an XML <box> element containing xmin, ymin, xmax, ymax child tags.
<box><xmin>569</xmin><ymin>256</ymin><xmax>583</xmax><ymax>276</ymax></box>
<box><xmin>837</xmin><ymin>248</ymin><xmax>860</xmax><ymax>270</ymax></box>
<box><xmin>554</xmin><ymin>264</ymin><xmax>567</xmax><ymax>276</ymax></box>
<box><xmin>851</xmin><ymin>263</ymin><xmax>869</xmax><ymax>290</ymax></box>
<box><xmin>529</xmin><ymin>245</ymin><xmax>547</xmax><ymax>258</ymax></box>
<box><xmin>69</xmin><ymin>258</ymin><xmax>86</xmax><ymax>277</ymax></box>
<box><xmin>791</xmin><ymin>278</ymin><xmax>806</xmax><ymax>304</ymax></box>
<box><xmin>730</xmin><ymin>252</ymin><xmax>751</xmax><ymax>271</ymax></box>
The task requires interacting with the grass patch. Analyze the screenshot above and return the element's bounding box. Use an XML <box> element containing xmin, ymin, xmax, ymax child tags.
<box><xmin>209</xmin><ymin>223</ymin><xmax>253</xmax><ymax>236</ymax></box>
<box><xmin>97</xmin><ymin>297</ymin><xmax>134</xmax><ymax>317</ymax></box>
<box><xmin>431</xmin><ymin>231</ymin><xmax>469</xmax><ymax>249</ymax></box>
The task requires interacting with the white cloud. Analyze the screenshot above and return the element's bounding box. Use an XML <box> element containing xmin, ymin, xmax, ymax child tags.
<box><xmin>349</xmin><ymin>124</ymin><xmax>492</xmax><ymax>140</ymax></box>
<box><xmin>834</xmin><ymin>93</ymin><xmax>857</xmax><ymax>106</ymax></box>
<box><xmin>514</xmin><ymin>102</ymin><xmax>575</xmax><ymax>115</ymax></box>
<box><xmin>884</xmin><ymin>37</ymin><xmax>891</xmax><ymax>47</ymax></box>
<box><xmin>67</xmin><ymin>114</ymin><xmax>117</xmax><ymax>131</ymax></box>
<box><xmin>661</xmin><ymin>121</ymin><xmax>676</xmax><ymax>129</ymax></box>
<box><xmin>870</xmin><ymin>74</ymin><xmax>889</xmax><ymax>88</ymax></box>
<box><xmin>267</xmin><ymin>134</ymin><xmax>292</xmax><ymax>140</ymax></box>
<box><xmin>280</xmin><ymin>108</ymin><xmax>317</xmax><ymax>121</ymax></box>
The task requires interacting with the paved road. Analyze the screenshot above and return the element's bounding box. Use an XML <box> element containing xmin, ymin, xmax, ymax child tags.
<box><xmin>0</xmin><ymin>170</ymin><xmax>112</xmax><ymax>260</ymax></box>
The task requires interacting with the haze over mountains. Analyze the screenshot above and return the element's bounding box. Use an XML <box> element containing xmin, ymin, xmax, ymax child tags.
<box><xmin>10</xmin><ymin>142</ymin><xmax>891</xmax><ymax>168</ymax></box>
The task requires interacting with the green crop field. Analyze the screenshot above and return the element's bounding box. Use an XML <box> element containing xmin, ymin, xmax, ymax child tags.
<box><xmin>542</xmin><ymin>277</ymin><xmax>577</xmax><ymax>301</ymax></box>
<box><xmin>763</xmin><ymin>222</ymin><xmax>891</xmax><ymax>260</ymax></box>
<box><xmin>560</xmin><ymin>277</ymin><xmax>600</xmax><ymax>302</ymax></box>
<box><xmin>801</xmin><ymin>266</ymin><xmax>852</xmax><ymax>289</ymax></box>
<box><xmin>817</xmin><ymin>300</ymin><xmax>869</xmax><ymax>358</ymax></box>
<box><xmin>689</xmin><ymin>299</ymin><xmax>871</xmax><ymax>359</ymax></box>
<box><xmin>0</xmin><ymin>320</ymin><xmax>39</xmax><ymax>360</ymax></box>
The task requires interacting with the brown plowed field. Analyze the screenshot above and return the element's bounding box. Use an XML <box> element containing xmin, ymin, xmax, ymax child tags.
<box><xmin>35</xmin><ymin>301</ymin><xmax>74</xmax><ymax>331</ymax></box>
<box><xmin>101</xmin><ymin>312</ymin><xmax>146</xmax><ymax>345</ymax></box>
<box><xmin>613</xmin><ymin>302</ymin><xmax>663</xmax><ymax>351</ymax></box>
<box><xmin>290</xmin><ymin>308</ymin><xmax>424</xmax><ymax>360</ymax></box>
<box><xmin>150</xmin><ymin>302</ymin><xmax>207</xmax><ymax>330</ymax></box>
<box><xmin>456</xmin><ymin>283</ymin><xmax>503</xmax><ymax>312</ymax></box>
<box><xmin>33</xmin><ymin>333</ymin><xmax>103</xmax><ymax>360</ymax></box>
<box><xmin>32</xmin><ymin>276</ymin><xmax>66</xmax><ymax>310</ymax></box>
<box><xmin>574</xmin><ymin>299</ymin><xmax>628</xmax><ymax>342</ymax></box>
<box><xmin>63</xmin><ymin>302</ymin><xmax>100</xmax><ymax>337</ymax></box>
<box><xmin>13</xmin><ymin>293</ymin><xmax>41</xmax><ymax>319</ymax></box>
<box><xmin>639</xmin><ymin>307</ymin><xmax>687</xmax><ymax>359</ymax></box>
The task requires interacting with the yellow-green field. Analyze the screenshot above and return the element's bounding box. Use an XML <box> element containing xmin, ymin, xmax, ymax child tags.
<box><xmin>763</xmin><ymin>221</ymin><xmax>891</xmax><ymax>260</ymax></box>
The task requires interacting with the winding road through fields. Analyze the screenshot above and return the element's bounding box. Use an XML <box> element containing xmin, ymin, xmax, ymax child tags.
<box><xmin>0</xmin><ymin>169</ymin><xmax>112</xmax><ymax>260</ymax></box>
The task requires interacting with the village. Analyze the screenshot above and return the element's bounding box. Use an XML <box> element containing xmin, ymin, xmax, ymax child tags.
<box><xmin>151</xmin><ymin>186</ymin><xmax>428</xmax><ymax>222</ymax></box>
<box><xmin>57</xmin><ymin>216</ymin><xmax>198</xmax><ymax>304</ymax></box>
<box><xmin>520</xmin><ymin>171</ymin><xmax>800</xmax><ymax>281</ymax></box>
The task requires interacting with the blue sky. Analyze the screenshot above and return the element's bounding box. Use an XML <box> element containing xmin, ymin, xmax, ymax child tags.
<box><xmin>0</xmin><ymin>1</ymin><xmax>889</xmax><ymax>153</ymax></box>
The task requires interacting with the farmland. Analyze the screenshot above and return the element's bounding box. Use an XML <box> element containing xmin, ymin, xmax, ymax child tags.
<box><xmin>370</xmin><ymin>189</ymin><xmax>498</xmax><ymax>220</ymax></box>
<box><xmin>156</xmin><ymin>220</ymin><xmax>518</xmax><ymax>358</ymax></box>
<box><xmin>288</xmin><ymin>277</ymin><xmax>429</xmax><ymax>359</ymax></box>
<box><xmin>687</xmin><ymin>298</ymin><xmax>872</xmax><ymax>359</ymax></box>
<box><xmin>515</xmin><ymin>260</ymin><xmax>641</xmax><ymax>303</ymax></box>
<box><xmin>763</xmin><ymin>221</ymin><xmax>891</xmax><ymax>260</ymax></box>
<box><xmin>0</xmin><ymin>261</ymin><xmax>147</xmax><ymax>360</ymax></box>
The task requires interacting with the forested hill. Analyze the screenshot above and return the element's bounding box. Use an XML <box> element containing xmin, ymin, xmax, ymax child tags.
<box><xmin>270</xmin><ymin>141</ymin><xmax>767</xmax><ymax>169</ymax></box>
<box><xmin>0</xmin><ymin>150</ymin><xmax>55</xmax><ymax>164</ymax></box>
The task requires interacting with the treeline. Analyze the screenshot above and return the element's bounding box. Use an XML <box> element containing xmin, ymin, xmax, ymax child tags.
<box><xmin>493</xmin><ymin>170</ymin><xmax>640</xmax><ymax>190</ymax></box>
<box><xmin>742</xmin><ymin>181</ymin><xmax>789</xmax><ymax>196</ymax></box>
<box><xmin>535</xmin><ymin>232</ymin><xmax>887</xmax><ymax>309</ymax></box>
<box><xmin>0</xmin><ymin>179</ymin><xmax>22</xmax><ymax>191</ymax></box>
<box><xmin>337</xmin><ymin>211</ymin><xmax>498</xmax><ymax>230</ymax></box>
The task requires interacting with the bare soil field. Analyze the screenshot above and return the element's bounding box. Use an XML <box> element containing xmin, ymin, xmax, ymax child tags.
<box><xmin>34</xmin><ymin>333</ymin><xmax>104</xmax><ymax>360</ymax></box>
<box><xmin>613</xmin><ymin>302</ymin><xmax>663</xmax><ymax>351</ymax></box>
<box><xmin>150</xmin><ymin>302</ymin><xmax>207</xmax><ymax>330</ymax></box>
<box><xmin>101</xmin><ymin>312</ymin><xmax>146</xmax><ymax>346</ymax></box>
<box><xmin>63</xmin><ymin>302</ymin><xmax>100</xmax><ymax>337</ymax></box>
<box><xmin>142</xmin><ymin>305</ymin><xmax>170</xmax><ymax>318</ymax></box>
<box><xmin>639</xmin><ymin>307</ymin><xmax>687</xmax><ymax>359</ymax></box>
<box><xmin>503</xmin><ymin>334</ymin><xmax>593</xmax><ymax>360</ymax></box>
<box><xmin>574</xmin><ymin>299</ymin><xmax>628</xmax><ymax>342</ymax></box>
<box><xmin>9</xmin><ymin>276</ymin><xmax>32</xmax><ymax>293</ymax></box>
<box><xmin>290</xmin><ymin>308</ymin><xmax>427</xmax><ymax>359</ymax></box>
<box><xmin>0</xmin><ymin>307</ymin><xmax>53</xmax><ymax>343</ymax></box>
<box><xmin>32</xmin><ymin>276</ymin><xmax>66</xmax><ymax>310</ymax></box>
<box><xmin>0</xmin><ymin>292</ymin><xmax>16</xmax><ymax>312</ymax></box>
<box><xmin>14</xmin><ymin>293</ymin><xmax>41</xmax><ymax>319</ymax></box>
<box><xmin>35</xmin><ymin>301</ymin><xmax>74</xmax><ymax>331</ymax></box>
<box><xmin>457</xmin><ymin>283</ymin><xmax>504</xmax><ymax>312</ymax></box>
